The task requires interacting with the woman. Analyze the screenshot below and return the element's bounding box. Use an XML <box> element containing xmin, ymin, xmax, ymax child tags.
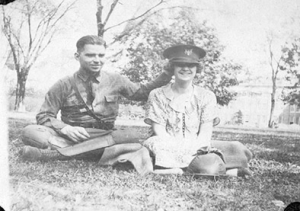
<box><xmin>143</xmin><ymin>45</ymin><xmax>252</xmax><ymax>177</ymax></box>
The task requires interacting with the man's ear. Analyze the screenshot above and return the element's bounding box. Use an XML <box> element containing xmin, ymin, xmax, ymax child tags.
<box><xmin>74</xmin><ymin>52</ymin><xmax>79</xmax><ymax>60</ymax></box>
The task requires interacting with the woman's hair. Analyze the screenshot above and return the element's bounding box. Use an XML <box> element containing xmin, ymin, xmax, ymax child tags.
<box><xmin>164</xmin><ymin>62</ymin><xmax>202</xmax><ymax>73</ymax></box>
<box><xmin>76</xmin><ymin>35</ymin><xmax>106</xmax><ymax>52</ymax></box>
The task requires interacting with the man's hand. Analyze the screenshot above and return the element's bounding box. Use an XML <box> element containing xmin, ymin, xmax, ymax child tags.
<box><xmin>163</xmin><ymin>64</ymin><xmax>174</xmax><ymax>76</ymax></box>
<box><xmin>61</xmin><ymin>125</ymin><xmax>90</xmax><ymax>143</ymax></box>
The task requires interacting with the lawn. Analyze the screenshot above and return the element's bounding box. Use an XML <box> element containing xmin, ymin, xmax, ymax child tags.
<box><xmin>8</xmin><ymin>117</ymin><xmax>300</xmax><ymax>211</ymax></box>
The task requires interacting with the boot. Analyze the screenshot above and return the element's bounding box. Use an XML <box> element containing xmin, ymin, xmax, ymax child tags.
<box><xmin>20</xmin><ymin>146</ymin><xmax>66</xmax><ymax>161</ymax></box>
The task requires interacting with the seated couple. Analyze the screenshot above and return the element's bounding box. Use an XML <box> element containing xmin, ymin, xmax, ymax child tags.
<box><xmin>20</xmin><ymin>35</ymin><xmax>252</xmax><ymax>177</ymax></box>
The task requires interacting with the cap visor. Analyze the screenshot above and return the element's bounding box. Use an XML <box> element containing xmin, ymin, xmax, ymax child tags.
<box><xmin>171</xmin><ymin>59</ymin><xmax>200</xmax><ymax>64</ymax></box>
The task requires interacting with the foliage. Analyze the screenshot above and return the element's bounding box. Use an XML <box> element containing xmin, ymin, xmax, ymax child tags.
<box><xmin>280</xmin><ymin>38</ymin><xmax>300</xmax><ymax>106</ymax></box>
<box><xmin>113</xmin><ymin>8</ymin><xmax>241</xmax><ymax>106</ymax></box>
<box><xmin>8</xmin><ymin>118</ymin><xmax>300</xmax><ymax>211</ymax></box>
<box><xmin>230</xmin><ymin>110</ymin><xmax>243</xmax><ymax>125</ymax></box>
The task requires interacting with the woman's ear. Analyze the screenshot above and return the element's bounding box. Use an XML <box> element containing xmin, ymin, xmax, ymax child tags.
<box><xmin>196</xmin><ymin>64</ymin><xmax>202</xmax><ymax>73</ymax></box>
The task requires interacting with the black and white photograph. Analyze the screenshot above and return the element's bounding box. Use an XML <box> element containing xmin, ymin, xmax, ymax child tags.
<box><xmin>1</xmin><ymin>0</ymin><xmax>300</xmax><ymax>210</ymax></box>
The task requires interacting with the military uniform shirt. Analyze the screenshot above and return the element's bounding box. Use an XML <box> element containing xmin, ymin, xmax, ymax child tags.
<box><xmin>36</xmin><ymin>68</ymin><xmax>171</xmax><ymax>133</ymax></box>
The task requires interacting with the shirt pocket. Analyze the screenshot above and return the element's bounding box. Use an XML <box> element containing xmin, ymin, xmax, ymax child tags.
<box><xmin>102</xmin><ymin>95</ymin><xmax>120</xmax><ymax>116</ymax></box>
<box><xmin>105</xmin><ymin>95</ymin><xmax>119</xmax><ymax>103</ymax></box>
<box><xmin>64</xmin><ymin>93</ymin><xmax>81</xmax><ymax>107</ymax></box>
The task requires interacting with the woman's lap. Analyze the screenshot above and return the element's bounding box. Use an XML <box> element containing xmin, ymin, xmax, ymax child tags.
<box><xmin>143</xmin><ymin>136</ymin><xmax>252</xmax><ymax>169</ymax></box>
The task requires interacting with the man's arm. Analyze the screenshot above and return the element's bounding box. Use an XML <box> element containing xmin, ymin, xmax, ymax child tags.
<box><xmin>120</xmin><ymin>70</ymin><xmax>172</xmax><ymax>101</ymax></box>
<box><xmin>143</xmin><ymin>70</ymin><xmax>172</xmax><ymax>93</ymax></box>
<box><xmin>36</xmin><ymin>80</ymin><xmax>68</xmax><ymax>131</ymax></box>
<box><xmin>36</xmin><ymin>79</ymin><xmax>90</xmax><ymax>143</ymax></box>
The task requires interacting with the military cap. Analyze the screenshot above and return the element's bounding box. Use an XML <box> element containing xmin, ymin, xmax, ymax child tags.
<box><xmin>163</xmin><ymin>44</ymin><xmax>206</xmax><ymax>63</ymax></box>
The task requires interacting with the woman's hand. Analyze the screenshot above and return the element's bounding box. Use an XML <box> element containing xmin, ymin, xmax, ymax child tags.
<box><xmin>61</xmin><ymin>125</ymin><xmax>90</xmax><ymax>143</ymax></box>
<box><xmin>152</xmin><ymin>122</ymin><xmax>172</xmax><ymax>139</ymax></box>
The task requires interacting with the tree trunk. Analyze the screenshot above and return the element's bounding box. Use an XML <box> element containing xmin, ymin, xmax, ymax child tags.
<box><xmin>14</xmin><ymin>68</ymin><xmax>28</xmax><ymax>112</ymax></box>
<box><xmin>96</xmin><ymin>0</ymin><xmax>104</xmax><ymax>37</ymax></box>
<box><xmin>268</xmin><ymin>81</ymin><xmax>276</xmax><ymax>128</ymax></box>
<box><xmin>268</xmin><ymin>94</ymin><xmax>275</xmax><ymax>128</ymax></box>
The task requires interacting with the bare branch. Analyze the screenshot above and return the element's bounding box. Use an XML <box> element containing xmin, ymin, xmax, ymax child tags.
<box><xmin>27</xmin><ymin>30</ymin><xmax>56</xmax><ymax>69</ymax></box>
<box><xmin>24</xmin><ymin>0</ymin><xmax>33</xmax><ymax>53</ymax></box>
<box><xmin>108</xmin><ymin>5</ymin><xmax>208</xmax><ymax>46</ymax></box>
<box><xmin>2</xmin><ymin>8</ymin><xmax>20</xmax><ymax>72</ymax></box>
<box><xmin>102</xmin><ymin>0</ymin><xmax>119</xmax><ymax>28</ymax></box>
<box><xmin>48</xmin><ymin>0</ymin><xmax>76</xmax><ymax>31</ymax></box>
<box><xmin>11</xmin><ymin>33</ymin><xmax>25</xmax><ymax>57</ymax></box>
<box><xmin>28</xmin><ymin>0</ymin><xmax>76</xmax><ymax>63</ymax></box>
<box><xmin>104</xmin><ymin>0</ymin><xmax>165</xmax><ymax>33</ymax></box>
<box><xmin>31</xmin><ymin>0</ymin><xmax>66</xmax><ymax>49</ymax></box>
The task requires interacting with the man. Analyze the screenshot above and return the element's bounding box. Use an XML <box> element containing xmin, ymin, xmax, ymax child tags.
<box><xmin>20</xmin><ymin>35</ymin><xmax>172</xmax><ymax>175</ymax></box>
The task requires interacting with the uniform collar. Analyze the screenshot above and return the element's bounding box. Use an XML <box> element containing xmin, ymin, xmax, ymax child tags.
<box><xmin>77</xmin><ymin>68</ymin><xmax>101</xmax><ymax>82</ymax></box>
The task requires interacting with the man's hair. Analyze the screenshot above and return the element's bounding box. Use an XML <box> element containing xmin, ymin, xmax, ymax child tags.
<box><xmin>76</xmin><ymin>35</ymin><xmax>106</xmax><ymax>52</ymax></box>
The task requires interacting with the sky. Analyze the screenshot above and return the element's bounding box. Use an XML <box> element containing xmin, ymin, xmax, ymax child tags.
<box><xmin>1</xmin><ymin>0</ymin><xmax>300</xmax><ymax>90</ymax></box>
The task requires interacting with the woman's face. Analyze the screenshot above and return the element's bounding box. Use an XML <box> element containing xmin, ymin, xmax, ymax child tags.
<box><xmin>173</xmin><ymin>63</ymin><xmax>197</xmax><ymax>82</ymax></box>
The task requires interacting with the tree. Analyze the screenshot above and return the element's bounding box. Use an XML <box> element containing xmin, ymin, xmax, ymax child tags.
<box><xmin>1</xmin><ymin>0</ymin><xmax>75</xmax><ymax>111</ymax></box>
<box><xmin>280</xmin><ymin>38</ymin><xmax>300</xmax><ymax>106</ymax></box>
<box><xmin>266</xmin><ymin>36</ymin><xmax>285</xmax><ymax>128</ymax></box>
<box><xmin>95</xmin><ymin>0</ymin><xmax>165</xmax><ymax>38</ymax></box>
<box><xmin>114</xmin><ymin>8</ymin><xmax>241</xmax><ymax>106</ymax></box>
<box><xmin>266</xmin><ymin>34</ymin><xmax>300</xmax><ymax>127</ymax></box>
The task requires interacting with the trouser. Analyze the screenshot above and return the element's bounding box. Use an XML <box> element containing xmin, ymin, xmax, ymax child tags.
<box><xmin>21</xmin><ymin>125</ymin><xmax>153</xmax><ymax>175</ymax></box>
<box><xmin>22</xmin><ymin>125</ymin><xmax>141</xmax><ymax>149</ymax></box>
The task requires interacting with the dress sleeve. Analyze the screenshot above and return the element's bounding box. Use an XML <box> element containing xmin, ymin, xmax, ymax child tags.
<box><xmin>144</xmin><ymin>89</ymin><xmax>167</xmax><ymax>126</ymax></box>
<box><xmin>200</xmin><ymin>91</ymin><xmax>217</xmax><ymax>124</ymax></box>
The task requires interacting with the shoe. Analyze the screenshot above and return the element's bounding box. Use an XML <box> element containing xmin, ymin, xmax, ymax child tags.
<box><xmin>237</xmin><ymin>168</ymin><xmax>252</xmax><ymax>178</ymax></box>
<box><xmin>20</xmin><ymin>146</ymin><xmax>64</xmax><ymax>161</ymax></box>
<box><xmin>20</xmin><ymin>146</ymin><xmax>42</xmax><ymax>161</ymax></box>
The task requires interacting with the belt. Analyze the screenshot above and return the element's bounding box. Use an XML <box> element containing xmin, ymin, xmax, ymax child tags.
<box><xmin>68</xmin><ymin>121</ymin><xmax>114</xmax><ymax>130</ymax></box>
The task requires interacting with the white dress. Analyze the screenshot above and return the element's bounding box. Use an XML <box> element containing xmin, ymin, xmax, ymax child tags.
<box><xmin>143</xmin><ymin>83</ymin><xmax>216</xmax><ymax>168</ymax></box>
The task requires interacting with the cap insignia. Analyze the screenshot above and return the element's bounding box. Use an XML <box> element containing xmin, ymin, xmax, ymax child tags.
<box><xmin>184</xmin><ymin>49</ymin><xmax>193</xmax><ymax>56</ymax></box>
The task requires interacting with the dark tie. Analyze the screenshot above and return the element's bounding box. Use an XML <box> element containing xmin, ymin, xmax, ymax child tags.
<box><xmin>88</xmin><ymin>77</ymin><xmax>95</xmax><ymax>103</ymax></box>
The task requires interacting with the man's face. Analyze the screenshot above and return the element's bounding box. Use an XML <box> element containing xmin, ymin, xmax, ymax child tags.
<box><xmin>173</xmin><ymin>63</ymin><xmax>197</xmax><ymax>82</ymax></box>
<box><xmin>75</xmin><ymin>44</ymin><xmax>106</xmax><ymax>73</ymax></box>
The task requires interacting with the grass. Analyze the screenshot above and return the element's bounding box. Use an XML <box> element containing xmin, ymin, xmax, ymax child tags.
<box><xmin>8</xmin><ymin>118</ymin><xmax>300</xmax><ymax>211</ymax></box>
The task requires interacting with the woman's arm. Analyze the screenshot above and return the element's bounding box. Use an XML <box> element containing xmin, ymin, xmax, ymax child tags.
<box><xmin>197</xmin><ymin>121</ymin><xmax>213</xmax><ymax>149</ymax></box>
<box><xmin>197</xmin><ymin>90</ymin><xmax>217</xmax><ymax>149</ymax></box>
<box><xmin>152</xmin><ymin>122</ymin><xmax>172</xmax><ymax>139</ymax></box>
